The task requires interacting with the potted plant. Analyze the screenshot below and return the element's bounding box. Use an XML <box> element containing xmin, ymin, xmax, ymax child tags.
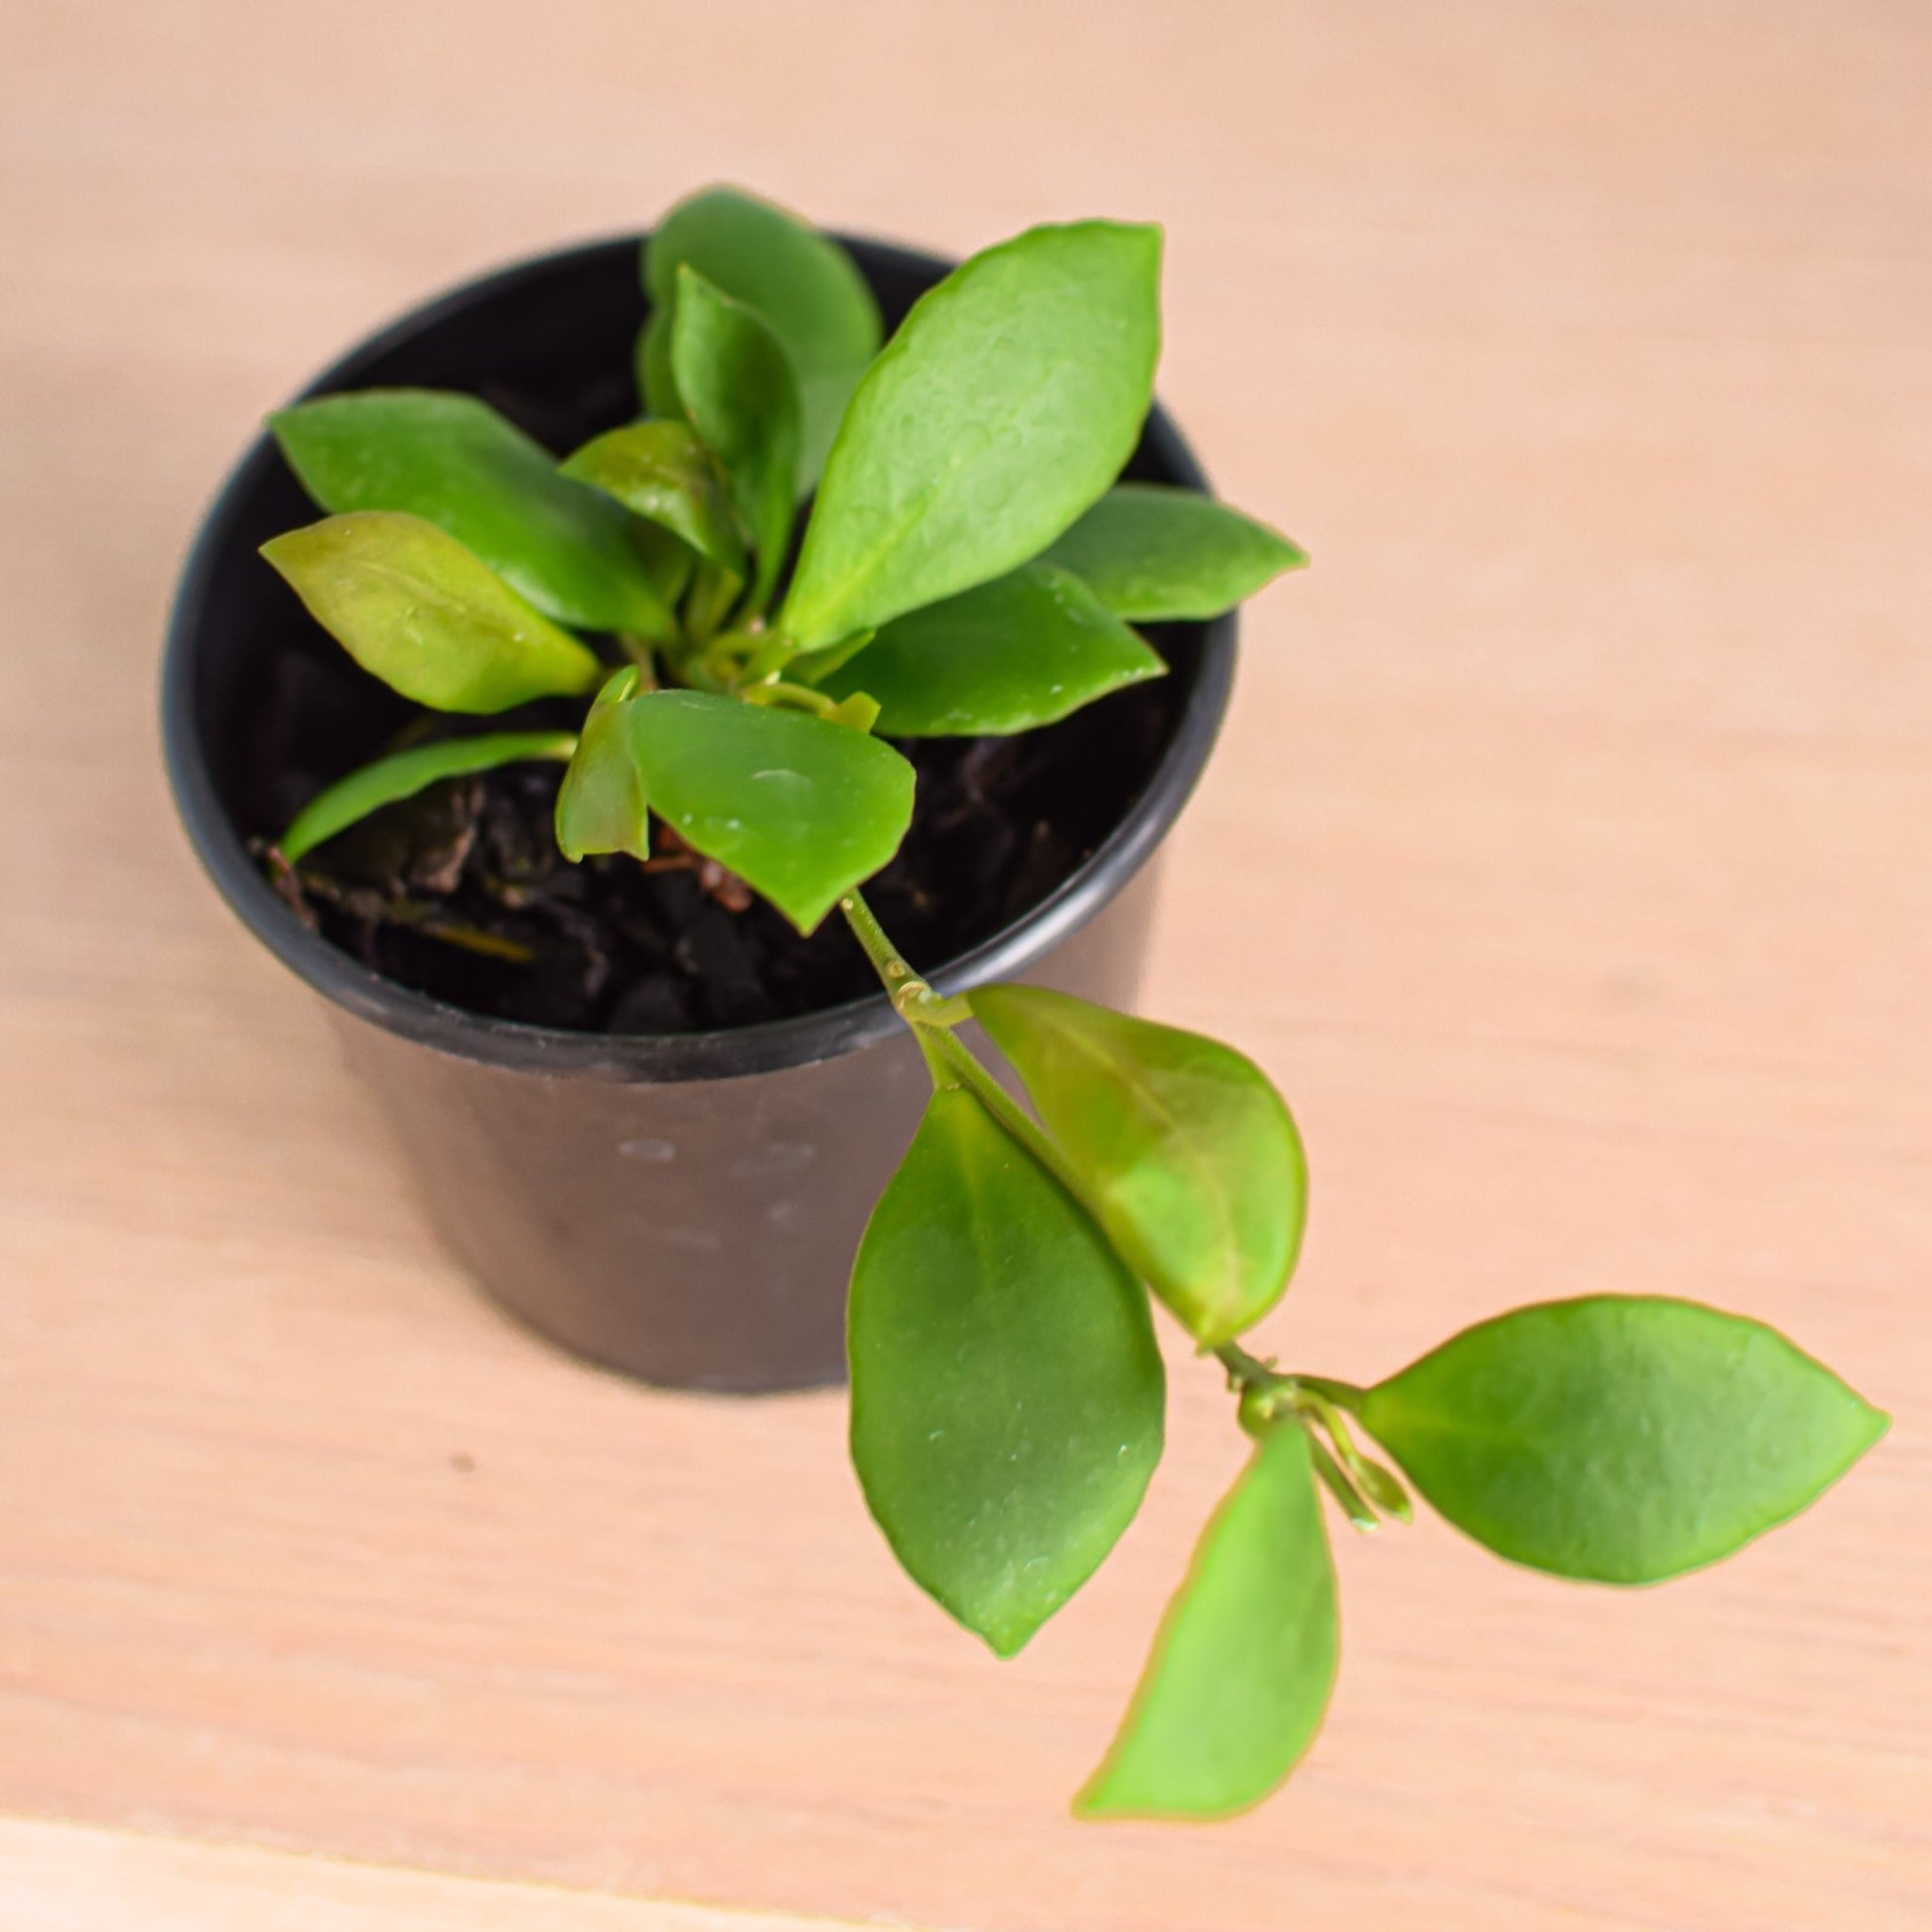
<box><xmin>164</xmin><ymin>186</ymin><xmax>1885</xmax><ymax>1822</ymax></box>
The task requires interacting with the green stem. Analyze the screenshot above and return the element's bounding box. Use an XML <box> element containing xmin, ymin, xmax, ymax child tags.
<box><xmin>912</xmin><ymin>1024</ymin><xmax>961</xmax><ymax>1090</ymax></box>
<box><xmin>746</xmin><ymin>678</ymin><xmax>842</xmax><ymax>720</ymax></box>
<box><xmin>741</xmin><ymin>630</ymin><xmax>796</xmax><ymax>682</ymax></box>
<box><xmin>837</xmin><ymin>892</ymin><xmax>1079</xmax><ymax>1184</ymax></box>
<box><xmin>616</xmin><ymin>634</ymin><xmax>662</xmax><ymax>681</ymax></box>
<box><xmin>924</xmin><ymin>1027</ymin><xmax>1096</xmax><ymax>1207</ymax></box>
<box><xmin>1296</xmin><ymin>1374</ymin><xmax>1369</xmax><ymax>1415</ymax></box>
<box><xmin>838</xmin><ymin>890</ymin><xmax>973</xmax><ymax>1028</ymax></box>
<box><xmin>1225</xmin><ymin>1364</ymin><xmax>1412</xmax><ymax>1526</ymax></box>
<box><xmin>1214</xmin><ymin>1340</ymin><xmax>1282</xmax><ymax>1389</ymax></box>
<box><xmin>1307</xmin><ymin>1434</ymin><xmax>1379</xmax><ymax>1532</ymax></box>
<box><xmin>665</xmin><ymin>644</ymin><xmax>732</xmax><ymax>694</ymax></box>
<box><xmin>787</xmin><ymin>628</ymin><xmax>875</xmax><ymax>687</ymax></box>
<box><xmin>837</xmin><ymin>888</ymin><xmax>1085</xmax><ymax>1203</ymax></box>
<box><xmin>840</xmin><ymin>888</ymin><xmax>917</xmax><ymax>991</ymax></box>
<box><xmin>1216</xmin><ymin>1353</ymin><xmax>1374</xmax><ymax>1436</ymax></box>
<box><xmin>684</xmin><ymin>563</ymin><xmax>742</xmax><ymax>646</ymax></box>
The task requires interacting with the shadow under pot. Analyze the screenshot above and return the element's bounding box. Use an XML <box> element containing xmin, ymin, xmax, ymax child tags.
<box><xmin>161</xmin><ymin>231</ymin><xmax>1238</xmax><ymax>1392</ymax></box>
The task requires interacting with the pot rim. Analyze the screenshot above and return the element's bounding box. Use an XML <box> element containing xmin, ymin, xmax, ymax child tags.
<box><xmin>161</xmin><ymin>230</ymin><xmax>1238</xmax><ymax>1083</ymax></box>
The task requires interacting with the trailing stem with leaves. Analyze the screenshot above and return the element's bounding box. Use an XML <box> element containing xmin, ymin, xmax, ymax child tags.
<box><xmin>260</xmin><ymin>187</ymin><xmax>1887</xmax><ymax>1819</ymax></box>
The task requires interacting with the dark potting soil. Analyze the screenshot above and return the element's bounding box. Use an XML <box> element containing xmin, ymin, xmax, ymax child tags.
<box><xmin>253</xmin><ymin>677</ymin><xmax>1179</xmax><ymax>1034</ymax></box>
<box><xmin>240</xmin><ymin>367</ymin><xmax>1196</xmax><ymax>1036</ymax></box>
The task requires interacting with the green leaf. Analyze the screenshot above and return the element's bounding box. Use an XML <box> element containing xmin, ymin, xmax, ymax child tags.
<box><xmin>641</xmin><ymin>184</ymin><xmax>883</xmax><ymax>490</ymax></box>
<box><xmin>280</xmin><ymin>730</ymin><xmax>576</xmax><ymax>864</ymax></box>
<box><xmin>633</xmin><ymin>517</ymin><xmax>696</xmax><ymax>610</ymax></box>
<box><xmin>786</xmin><ymin>627</ymin><xmax>877</xmax><ymax>688</ymax></box>
<box><xmin>823</xmin><ymin>689</ymin><xmax>881</xmax><ymax>735</ymax></box>
<box><xmin>621</xmin><ymin>690</ymin><xmax>912</xmax><ymax>931</ymax></box>
<box><xmin>848</xmin><ymin>1086</ymin><xmax>1166</xmax><ymax>1656</ymax></box>
<box><xmin>554</xmin><ymin>666</ymin><xmax>648</xmax><ymax>863</ymax></box>
<box><xmin>1076</xmin><ymin>1425</ymin><xmax>1338</xmax><ymax>1820</ymax></box>
<box><xmin>260</xmin><ymin>512</ymin><xmax>605</xmax><ymax>714</ymax></box>
<box><xmin>559</xmin><ymin>420</ymin><xmax>747</xmax><ymax>577</ymax></box>
<box><xmin>1358</xmin><ymin>1296</ymin><xmax>1889</xmax><ymax>1584</ymax></box>
<box><xmin>637</xmin><ymin>305</ymin><xmax>677</xmax><ymax>427</ymax></box>
<box><xmin>972</xmin><ymin>985</ymin><xmax>1307</xmax><ymax>1345</ymax></box>
<box><xmin>1039</xmin><ymin>483</ymin><xmax>1308</xmax><ymax>621</ymax></box>
<box><xmin>269</xmin><ymin>389</ymin><xmax>676</xmax><ymax>635</ymax></box>
<box><xmin>672</xmin><ymin>268</ymin><xmax>801</xmax><ymax>606</ymax></box>
<box><xmin>780</xmin><ymin>220</ymin><xmax>1163</xmax><ymax>652</ymax></box>
<box><xmin>816</xmin><ymin>562</ymin><xmax>1166</xmax><ymax>736</ymax></box>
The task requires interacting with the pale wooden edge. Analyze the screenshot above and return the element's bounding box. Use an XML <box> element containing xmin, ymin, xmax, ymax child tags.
<box><xmin>0</xmin><ymin>1816</ymin><xmax>938</xmax><ymax>1932</ymax></box>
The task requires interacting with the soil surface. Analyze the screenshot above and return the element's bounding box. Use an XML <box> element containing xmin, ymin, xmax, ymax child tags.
<box><xmin>254</xmin><ymin>674</ymin><xmax>1182</xmax><ymax>1034</ymax></box>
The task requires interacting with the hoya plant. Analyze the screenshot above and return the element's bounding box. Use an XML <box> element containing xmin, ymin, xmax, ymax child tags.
<box><xmin>259</xmin><ymin>187</ymin><xmax>1886</xmax><ymax>1820</ymax></box>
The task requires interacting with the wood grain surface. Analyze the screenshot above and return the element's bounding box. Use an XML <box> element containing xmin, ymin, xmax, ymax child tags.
<box><xmin>0</xmin><ymin>1818</ymin><xmax>898</xmax><ymax>1932</ymax></box>
<box><xmin>2</xmin><ymin>3</ymin><xmax>1928</xmax><ymax>1928</ymax></box>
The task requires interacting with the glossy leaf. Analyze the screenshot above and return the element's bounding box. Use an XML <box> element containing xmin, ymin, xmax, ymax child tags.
<box><xmin>621</xmin><ymin>690</ymin><xmax>912</xmax><ymax>931</ymax></box>
<box><xmin>972</xmin><ymin>985</ymin><xmax>1307</xmax><ymax>1345</ymax></box>
<box><xmin>823</xmin><ymin>690</ymin><xmax>881</xmax><ymax>735</ymax></box>
<box><xmin>281</xmin><ymin>730</ymin><xmax>576</xmax><ymax>864</ymax></box>
<box><xmin>555</xmin><ymin>666</ymin><xmax>648</xmax><ymax>862</ymax></box>
<box><xmin>1359</xmin><ymin>1296</ymin><xmax>1889</xmax><ymax>1584</ymax></box>
<box><xmin>1077</xmin><ymin>1424</ymin><xmax>1338</xmax><ymax>1819</ymax></box>
<box><xmin>633</xmin><ymin>517</ymin><xmax>696</xmax><ymax>610</ymax></box>
<box><xmin>269</xmin><ymin>389</ymin><xmax>675</xmax><ymax>635</ymax></box>
<box><xmin>786</xmin><ymin>627</ymin><xmax>877</xmax><ymax>688</ymax></box>
<box><xmin>640</xmin><ymin>184</ymin><xmax>883</xmax><ymax>489</ymax></box>
<box><xmin>816</xmin><ymin>562</ymin><xmax>1165</xmax><ymax>736</ymax></box>
<box><xmin>260</xmin><ymin>512</ymin><xmax>605</xmax><ymax>714</ymax></box>
<box><xmin>637</xmin><ymin>308</ymin><xmax>677</xmax><ymax>437</ymax></box>
<box><xmin>781</xmin><ymin>220</ymin><xmax>1163</xmax><ymax>652</ymax></box>
<box><xmin>848</xmin><ymin>1086</ymin><xmax>1166</xmax><ymax>1656</ymax></box>
<box><xmin>672</xmin><ymin>268</ymin><xmax>800</xmax><ymax>605</ymax></box>
<box><xmin>559</xmin><ymin>420</ymin><xmax>746</xmax><ymax>576</ymax></box>
<box><xmin>1040</xmin><ymin>483</ymin><xmax>1308</xmax><ymax>621</ymax></box>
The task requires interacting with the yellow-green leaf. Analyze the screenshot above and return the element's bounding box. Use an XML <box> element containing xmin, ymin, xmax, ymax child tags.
<box><xmin>972</xmin><ymin>985</ymin><xmax>1307</xmax><ymax>1344</ymax></box>
<box><xmin>554</xmin><ymin>666</ymin><xmax>648</xmax><ymax>862</ymax></box>
<box><xmin>269</xmin><ymin>388</ymin><xmax>675</xmax><ymax>635</ymax></box>
<box><xmin>1077</xmin><ymin>1425</ymin><xmax>1339</xmax><ymax>1819</ymax></box>
<box><xmin>560</xmin><ymin>419</ymin><xmax>747</xmax><ymax>577</ymax></box>
<box><xmin>260</xmin><ymin>511</ymin><xmax>604</xmax><ymax>714</ymax></box>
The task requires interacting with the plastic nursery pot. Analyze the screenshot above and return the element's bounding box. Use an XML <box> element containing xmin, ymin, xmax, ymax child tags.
<box><xmin>161</xmin><ymin>232</ymin><xmax>1238</xmax><ymax>1393</ymax></box>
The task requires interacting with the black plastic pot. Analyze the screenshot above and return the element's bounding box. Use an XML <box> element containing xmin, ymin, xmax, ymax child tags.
<box><xmin>162</xmin><ymin>232</ymin><xmax>1237</xmax><ymax>1392</ymax></box>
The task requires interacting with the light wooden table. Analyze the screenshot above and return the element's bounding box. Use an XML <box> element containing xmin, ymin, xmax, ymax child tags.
<box><xmin>3</xmin><ymin>3</ymin><xmax>1928</xmax><ymax>1927</ymax></box>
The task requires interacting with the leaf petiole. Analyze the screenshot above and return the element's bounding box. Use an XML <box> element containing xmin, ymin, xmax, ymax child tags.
<box><xmin>1298</xmin><ymin>1391</ymin><xmax>1412</xmax><ymax>1523</ymax></box>
<box><xmin>1295</xmin><ymin>1373</ymin><xmax>1369</xmax><ymax>1415</ymax></box>
<box><xmin>683</xmin><ymin>560</ymin><xmax>744</xmax><ymax>645</ymax></box>
<box><xmin>838</xmin><ymin>890</ymin><xmax>973</xmax><ymax>1030</ymax></box>
<box><xmin>1214</xmin><ymin>1339</ymin><xmax>1281</xmax><ymax>1391</ymax></box>
<box><xmin>744</xmin><ymin>677</ymin><xmax>845</xmax><ymax>721</ymax></box>
<box><xmin>923</xmin><ymin>1026</ymin><xmax>1094</xmax><ymax>1210</ymax></box>
<box><xmin>1221</xmin><ymin>1348</ymin><xmax>1412</xmax><ymax>1527</ymax></box>
<box><xmin>1306</xmin><ymin>1433</ymin><xmax>1379</xmax><ymax>1533</ymax></box>
<box><xmin>615</xmin><ymin>634</ymin><xmax>661</xmax><ymax>684</ymax></box>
